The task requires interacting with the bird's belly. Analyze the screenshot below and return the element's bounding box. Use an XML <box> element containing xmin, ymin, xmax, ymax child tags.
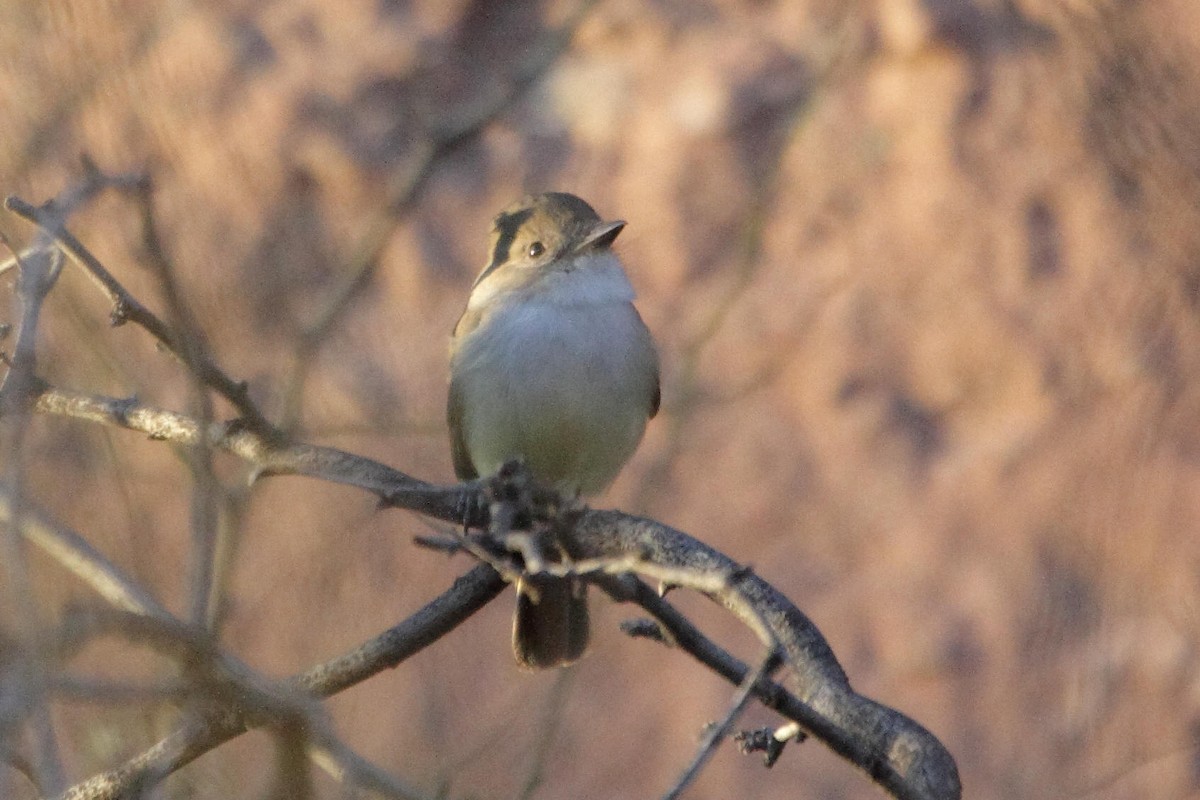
<box><xmin>456</xmin><ymin>303</ymin><xmax>654</xmax><ymax>494</ymax></box>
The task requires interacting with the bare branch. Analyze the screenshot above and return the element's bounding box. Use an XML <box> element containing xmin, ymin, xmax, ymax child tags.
<box><xmin>4</xmin><ymin>476</ymin><xmax>466</xmax><ymax>800</ymax></box>
<box><xmin>661</xmin><ymin>651</ymin><xmax>779</xmax><ymax>800</ymax></box>
<box><xmin>276</xmin><ymin>0</ymin><xmax>601</xmax><ymax>431</ymax></box>
<box><xmin>6</xmin><ymin>141</ymin><xmax>959</xmax><ymax>798</ymax></box>
<box><xmin>32</xmin><ymin>385</ymin><xmax>466</xmax><ymax>519</ymax></box>
<box><xmin>124</xmin><ymin>178</ymin><xmax>224</xmax><ymax>629</ymax></box>
<box><xmin>0</xmin><ymin>489</ymin><xmax>166</xmax><ymax>617</ymax></box>
<box><xmin>0</xmin><ymin>426</ymin><xmax>493</xmax><ymax>800</ymax></box>
<box><xmin>4</xmin><ymin>192</ymin><xmax>276</xmax><ymax>435</ymax></box>
<box><xmin>0</xmin><ymin>204</ymin><xmax>74</xmax><ymax>798</ymax></box>
<box><xmin>55</xmin><ymin>565</ymin><xmax>505</xmax><ymax>800</ymax></box>
<box><xmin>30</xmin><ymin>379</ymin><xmax>960</xmax><ymax>799</ymax></box>
<box><xmin>0</xmin><ymin>247</ymin><xmax>60</xmax><ymax>404</ymax></box>
<box><xmin>576</xmin><ymin>513</ymin><xmax>961</xmax><ymax>800</ymax></box>
<box><xmin>309</xmin><ymin>736</ymin><xmax>432</xmax><ymax>800</ymax></box>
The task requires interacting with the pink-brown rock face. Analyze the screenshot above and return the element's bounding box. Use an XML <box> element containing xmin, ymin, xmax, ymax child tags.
<box><xmin>3</xmin><ymin>1</ymin><xmax>1199</xmax><ymax>798</ymax></box>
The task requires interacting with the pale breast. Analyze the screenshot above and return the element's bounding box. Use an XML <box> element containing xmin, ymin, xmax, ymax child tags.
<box><xmin>452</xmin><ymin>300</ymin><xmax>658</xmax><ymax>494</ymax></box>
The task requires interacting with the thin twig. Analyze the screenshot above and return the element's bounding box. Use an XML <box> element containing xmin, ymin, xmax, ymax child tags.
<box><xmin>517</xmin><ymin>668</ymin><xmax>576</xmax><ymax>800</ymax></box>
<box><xmin>4</xmin><ymin>192</ymin><xmax>276</xmax><ymax>435</ymax></box>
<box><xmin>661</xmin><ymin>651</ymin><xmax>779</xmax><ymax>800</ymax></box>
<box><xmin>309</xmin><ymin>736</ymin><xmax>432</xmax><ymax>800</ymax></box>
<box><xmin>54</xmin><ymin>566</ymin><xmax>505</xmax><ymax>800</ymax></box>
<box><xmin>127</xmin><ymin>178</ymin><xmax>225</xmax><ymax>629</ymax></box>
<box><xmin>32</xmin><ymin>385</ymin><xmax>470</xmax><ymax>520</ymax></box>
<box><xmin>0</xmin><ymin>489</ymin><xmax>166</xmax><ymax>617</ymax></box>
<box><xmin>276</xmin><ymin>0</ymin><xmax>600</xmax><ymax>431</ymax></box>
<box><xmin>0</xmin><ymin>241</ymin><xmax>60</xmax><ymax>406</ymax></box>
<box><xmin>0</xmin><ymin>214</ymin><xmax>70</xmax><ymax>797</ymax></box>
<box><xmin>598</xmin><ymin>575</ymin><xmax>816</xmax><ymax>740</ymax></box>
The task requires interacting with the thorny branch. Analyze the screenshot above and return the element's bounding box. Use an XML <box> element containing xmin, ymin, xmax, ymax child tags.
<box><xmin>0</xmin><ymin>48</ymin><xmax>960</xmax><ymax>800</ymax></box>
<box><xmin>25</xmin><ymin>380</ymin><xmax>961</xmax><ymax>800</ymax></box>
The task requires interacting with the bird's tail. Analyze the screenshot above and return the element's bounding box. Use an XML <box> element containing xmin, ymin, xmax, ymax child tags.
<box><xmin>513</xmin><ymin>575</ymin><xmax>589</xmax><ymax>669</ymax></box>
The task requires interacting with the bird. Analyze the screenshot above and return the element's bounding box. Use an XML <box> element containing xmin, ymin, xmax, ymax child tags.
<box><xmin>447</xmin><ymin>192</ymin><xmax>660</xmax><ymax>669</ymax></box>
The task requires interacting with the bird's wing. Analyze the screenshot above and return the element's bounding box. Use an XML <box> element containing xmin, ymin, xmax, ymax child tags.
<box><xmin>446</xmin><ymin>371</ymin><xmax>478</xmax><ymax>481</ymax></box>
<box><xmin>447</xmin><ymin>307</ymin><xmax>484</xmax><ymax>480</ymax></box>
<box><xmin>633</xmin><ymin>305</ymin><xmax>661</xmax><ymax>419</ymax></box>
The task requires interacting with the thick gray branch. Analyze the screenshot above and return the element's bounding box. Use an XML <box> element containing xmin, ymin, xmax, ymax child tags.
<box><xmin>34</xmin><ymin>384</ymin><xmax>960</xmax><ymax>800</ymax></box>
<box><xmin>575</xmin><ymin>512</ymin><xmax>961</xmax><ymax>800</ymax></box>
<box><xmin>33</xmin><ymin>387</ymin><xmax>465</xmax><ymax>520</ymax></box>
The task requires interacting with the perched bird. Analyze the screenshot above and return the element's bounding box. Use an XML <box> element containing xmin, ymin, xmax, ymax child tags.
<box><xmin>448</xmin><ymin>192</ymin><xmax>660</xmax><ymax>669</ymax></box>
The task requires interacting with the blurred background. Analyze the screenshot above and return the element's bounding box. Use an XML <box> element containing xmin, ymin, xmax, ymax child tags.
<box><xmin>2</xmin><ymin>0</ymin><xmax>1200</xmax><ymax>798</ymax></box>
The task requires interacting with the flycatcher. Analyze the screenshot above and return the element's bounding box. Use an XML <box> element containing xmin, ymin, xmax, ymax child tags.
<box><xmin>447</xmin><ymin>192</ymin><xmax>660</xmax><ymax>669</ymax></box>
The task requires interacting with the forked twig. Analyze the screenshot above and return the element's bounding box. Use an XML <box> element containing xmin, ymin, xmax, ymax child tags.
<box><xmin>124</xmin><ymin>178</ymin><xmax>225</xmax><ymax>629</ymax></box>
<box><xmin>4</xmin><ymin>191</ymin><xmax>276</xmax><ymax>435</ymax></box>
<box><xmin>661</xmin><ymin>651</ymin><xmax>780</xmax><ymax>800</ymax></box>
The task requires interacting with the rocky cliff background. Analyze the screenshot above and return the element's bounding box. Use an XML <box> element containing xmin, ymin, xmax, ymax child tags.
<box><xmin>2</xmin><ymin>1</ymin><xmax>1199</xmax><ymax>798</ymax></box>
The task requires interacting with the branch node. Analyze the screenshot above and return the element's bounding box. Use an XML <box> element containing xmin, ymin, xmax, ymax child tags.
<box><xmin>412</xmin><ymin>534</ymin><xmax>462</xmax><ymax>555</ymax></box>
<box><xmin>78</xmin><ymin>152</ymin><xmax>102</xmax><ymax>180</ymax></box>
<box><xmin>729</xmin><ymin>563</ymin><xmax>756</xmax><ymax>583</ymax></box>
<box><xmin>112</xmin><ymin>395</ymin><xmax>139</xmax><ymax>425</ymax></box>
<box><xmin>109</xmin><ymin>299</ymin><xmax>130</xmax><ymax>326</ymax></box>
<box><xmin>619</xmin><ymin>617</ymin><xmax>672</xmax><ymax>646</ymax></box>
<box><xmin>0</xmin><ymin>372</ymin><xmax>48</xmax><ymax>416</ymax></box>
<box><xmin>734</xmin><ymin>723</ymin><xmax>807</xmax><ymax>768</ymax></box>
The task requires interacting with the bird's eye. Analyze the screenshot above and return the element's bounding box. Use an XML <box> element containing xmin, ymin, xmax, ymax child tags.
<box><xmin>527</xmin><ymin>241</ymin><xmax>545</xmax><ymax>258</ymax></box>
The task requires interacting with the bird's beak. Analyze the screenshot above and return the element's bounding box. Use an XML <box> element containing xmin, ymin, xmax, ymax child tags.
<box><xmin>577</xmin><ymin>219</ymin><xmax>626</xmax><ymax>252</ymax></box>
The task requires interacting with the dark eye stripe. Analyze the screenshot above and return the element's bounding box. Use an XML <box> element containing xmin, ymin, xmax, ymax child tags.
<box><xmin>474</xmin><ymin>207</ymin><xmax>534</xmax><ymax>288</ymax></box>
